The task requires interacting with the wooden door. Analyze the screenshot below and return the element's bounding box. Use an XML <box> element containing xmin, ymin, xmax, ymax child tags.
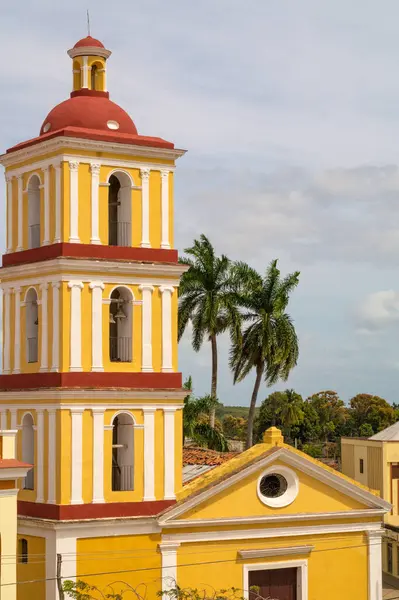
<box><xmin>248</xmin><ymin>567</ymin><xmax>297</xmax><ymax>600</ymax></box>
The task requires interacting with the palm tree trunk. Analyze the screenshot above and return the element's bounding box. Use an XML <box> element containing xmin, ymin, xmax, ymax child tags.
<box><xmin>210</xmin><ymin>334</ymin><xmax>217</xmax><ymax>429</ymax></box>
<box><xmin>246</xmin><ymin>361</ymin><xmax>264</xmax><ymax>449</ymax></box>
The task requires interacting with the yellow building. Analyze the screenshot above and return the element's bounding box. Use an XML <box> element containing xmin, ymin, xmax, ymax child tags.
<box><xmin>342</xmin><ymin>425</ymin><xmax>399</xmax><ymax>586</ymax></box>
<box><xmin>0</xmin><ymin>34</ymin><xmax>391</xmax><ymax>600</ymax></box>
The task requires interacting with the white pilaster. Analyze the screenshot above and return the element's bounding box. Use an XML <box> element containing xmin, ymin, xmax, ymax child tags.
<box><xmin>39</xmin><ymin>283</ymin><xmax>49</xmax><ymax>372</ymax></box>
<box><xmin>92</xmin><ymin>408</ymin><xmax>105</xmax><ymax>503</ymax></box>
<box><xmin>139</xmin><ymin>284</ymin><xmax>154</xmax><ymax>372</ymax></box>
<box><xmin>42</xmin><ymin>167</ymin><xmax>50</xmax><ymax>245</ymax></box>
<box><xmin>3</xmin><ymin>289</ymin><xmax>12</xmax><ymax>374</ymax></box>
<box><xmin>36</xmin><ymin>409</ymin><xmax>44</xmax><ymax>503</ymax></box>
<box><xmin>90</xmin><ymin>163</ymin><xmax>101</xmax><ymax>244</ymax></box>
<box><xmin>160</xmin><ymin>542</ymin><xmax>180</xmax><ymax>596</ymax></box>
<box><xmin>82</xmin><ymin>56</ymin><xmax>89</xmax><ymax>88</ymax></box>
<box><xmin>53</xmin><ymin>163</ymin><xmax>61</xmax><ymax>243</ymax></box>
<box><xmin>68</xmin><ymin>161</ymin><xmax>80</xmax><ymax>243</ymax></box>
<box><xmin>13</xmin><ymin>287</ymin><xmax>21</xmax><ymax>374</ymax></box>
<box><xmin>6</xmin><ymin>176</ymin><xmax>13</xmax><ymax>252</ymax></box>
<box><xmin>161</xmin><ymin>170</ymin><xmax>171</xmax><ymax>249</ymax></box>
<box><xmin>160</xmin><ymin>286</ymin><xmax>174</xmax><ymax>372</ymax></box>
<box><xmin>0</xmin><ymin>410</ymin><xmax>7</xmax><ymax>430</ymax></box>
<box><xmin>163</xmin><ymin>408</ymin><xmax>176</xmax><ymax>500</ymax></box>
<box><xmin>71</xmin><ymin>408</ymin><xmax>84</xmax><ymax>505</ymax></box>
<box><xmin>140</xmin><ymin>168</ymin><xmax>151</xmax><ymax>248</ymax></box>
<box><xmin>68</xmin><ymin>281</ymin><xmax>84</xmax><ymax>372</ymax></box>
<box><xmin>368</xmin><ymin>530</ymin><xmax>383</xmax><ymax>600</ymax></box>
<box><xmin>47</xmin><ymin>409</ymin><xmax>56</xmax><ymax>503</ymax></box>
<box><xmin>143</xmin><ymin>408</ymin><xmax>156</xmax><ymax>501</ymax></box>
<box><xmin>17</xmin><ymin>175</ymin><xmax>23</xmax><ymax>251</ymax></box>
<box><xmin>51</xmin><ymin>282</ymin><xmax>60</xmax><ymax>372</ymax></box>
<box><xmin>89</xmin><ymin>281</ymin><xmax>104</xmax><ymax>372</ymax></box>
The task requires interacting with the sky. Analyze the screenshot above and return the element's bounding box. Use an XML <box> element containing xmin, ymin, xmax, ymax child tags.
<box><xmin>1</xmin><ymin>1</ymin><xmax>399</xmax><ymax>406</ymax></box>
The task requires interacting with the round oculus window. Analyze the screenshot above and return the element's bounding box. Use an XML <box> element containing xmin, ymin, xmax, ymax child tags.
<box><xmin>43</xmin><ymin>122</ymin><xmax>51</xmax><ymax>133</ymax></box>
<box><xmin>259</xmin><ymin>473</ymin><xmax>288</xmax><ymax>499</ymax></box>
<box><xmin>107</xmin><ymin>120</ymin><xmax>120</xmax><ymax>130</ymax></box>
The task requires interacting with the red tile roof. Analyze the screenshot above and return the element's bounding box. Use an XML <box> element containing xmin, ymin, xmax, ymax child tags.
<box><xmin>183</xmin><ymin>447</ymin><xmax>238</xmax><ymax>466</ymax></box>
<box><xmin>0</xmin><ymin>459</ymin><xmax>31</xmax><ymax>469</ymax></box>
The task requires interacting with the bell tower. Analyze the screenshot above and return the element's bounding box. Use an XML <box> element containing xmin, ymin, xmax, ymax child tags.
<box><xmin>0</xmin><ymin>35</ymin><xmax>186</xmax><ymax>526</ymax></box>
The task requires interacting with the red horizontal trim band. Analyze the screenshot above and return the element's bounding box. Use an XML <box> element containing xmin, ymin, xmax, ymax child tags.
<box><xmin>18</xmin><ymin>499</ymin><xmax>175</xmax><ymax>521</ymax></box>
<box><xmin>70</xmin><ymin>90</ymin><xmax>110</xmax><ymax>99</ymax></box>
<box><xmin>7</xmin><ymin>125</ymin><xmax>174</xmax><ymax>154</ymax></box>
<box><xmin>2</xmin><ymin>243</ymin><xmax>178</xmax><ymax>267</ymax></box>
<box><xmin>0</xmin><ymin>372</ymin><xmax>182</xmax><ymax>390</ymax></box>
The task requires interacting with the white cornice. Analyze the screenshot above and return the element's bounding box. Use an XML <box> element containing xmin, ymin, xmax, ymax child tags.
<box><xmin>18</xmin><ymin>515</ymin><xmax>160</xmax><ymax>537</ymax></box>
<box><xmin>238</xmin><ymin>545</ymin><xmax>314</xmax><ymax>559</ymax></box>
<box><xmin>0</xmin><ymin>136</ymin><xmax>186</xmax><ymax>169</ymax></box>
<box><xmin>161</xmin><ymin>522</ymin><xmax>384</xmax><ymax>545</ymax></box>
<box><xmin>0</xmin><ymin>392</ymin><xmax>185</xmax><ymax>403</ymax></box>
<box><xmin>67</xmin><ymin>46</ymin><xmax>112</xmax><ymax>60</ymax></box>
<box><xmin>160</xmin><ymin>447</ymin><xmax>391</xmax><ymax>524</ymax></box>
<box><xmin>159</xmin><ymin>508</ymin><xmax>387</xmax><ymax>529</ymax></box>
<box><xmin>0</xmin><ymin>258</ymin><xmax>187</xmax><ymax>283</ymax></box>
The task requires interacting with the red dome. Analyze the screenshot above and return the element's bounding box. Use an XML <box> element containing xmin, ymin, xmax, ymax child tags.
<box><xmin>74</xmin><ymin>36</ymin><xmax>104</xmax><ymax>49</ymax></box>
<box><xmin>40</xmin><ymin>95</ymin><xmax>138</xmax><ymax>136</ymax></box>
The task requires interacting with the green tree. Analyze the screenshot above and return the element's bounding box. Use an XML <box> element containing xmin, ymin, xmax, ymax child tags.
<box><xmin>349</xmin><ymin>393</ymin><xmax>395</xmax><ymax>436</ymax></box>
<box><xmin>230</xmin><ymin>260</ymin><xmax>300</xmax><ymax>448</ymax></box>
<box><xmin>222</xmin><ymin>414</ymin><xmax>247</xmax><ymax>440</ymax></box>
<box><xmin>178</xmin><ymin>235</ymin><xmax>241</xmax><ymax>428</ymax></box>
<box><xmin>279</xmin><ymin>389</ymin><xmax>304</xmax><ymax>440</ymax></box>
<box><xmin>183</xmin><ymin>392</ymin><xmax>227</xmax><ymax>451</ymax></box>
<box><xmin>307</xmin><ymin>391</ymin><xmax>347</xmax><ymax>442</ymax></box>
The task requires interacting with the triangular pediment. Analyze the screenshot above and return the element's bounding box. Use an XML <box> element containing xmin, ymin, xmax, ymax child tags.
<box><xmin>160</xmin><ymin>446</ymin><xmax>390</xmax><ymax>526</ymax></box>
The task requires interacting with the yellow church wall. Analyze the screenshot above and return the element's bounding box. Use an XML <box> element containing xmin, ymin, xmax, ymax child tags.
<box><xmin>149</xmin><ymin>170</ymin><xmax>162</xmax><ymax>248</ymax></box>
<box><xmin>62</xmin><ymin>161</ymin><xmax>70</xmax><ymax>244</ymax></box>
<box><xmin>76</xmin><ymin>533</ymin><xmax>162</xmax><ymax>598</ymax></box>
<box><xmin>181</xmin><ymin>462</ymin><xmax>367</xmax><ymax>521</ymax></box>
<box><xmin>81</xmin><ymin>284</ymin><xmax>92</xmax><ymax>373</ymax></box>
<box><xmin>60</xmin><ymin>281</ymin><xmax>70</xmax><ymax>372</ymax></box>
<box><xmin>59</xmin><ymin>409</ymin><xmax>72</xmax><ymax>504</ymax></box>
<box><xmin>0</xmin><ymin>494</ymin><xmax>18</xmax><ymax>599</ymax></box>
<box><xmin>152</xmin><ymin>289</ymin><xmax>162</xmax><ymax>372</ymax></box>
<box><xmin>78</xmin><ymin>162</ymin><xmax>92</xmax><ymax>244</ymax></box>
<box><xmin>175</xmin><ymin>409</ymin><xmax>183</xmax><ymax>492</ymax></box>
<box><xmin>73</xmin><ymin>59</ymin><xmax>82</xmax><ymax>90</ymax></box>
<box><xmin>132</xmin><ymin>185</ymin><xmax>142</xmax><ymax>247</ymax></box>
<box><xmin>176</xmin><ymin>532</ymin><xmax>368</xmax><ymax>600</ymax></box>
<box><xmin>169</xmin><ymin>171</ymin><xmax>174</xmax><ymax>248</ymax></box>
<box><xmin>155</xmin><ymin>409</ymin><xmax>165</xmax><ymax>499</ymax></box>
<box><xmin>172</xmin><ymin>291</ymin><xmax>178</xmax><ymax>372</ymax></box>
<box><xmin>16</xmin><ymin>534</ymin><xmax>46</xmax><ymax>600</ymax></box>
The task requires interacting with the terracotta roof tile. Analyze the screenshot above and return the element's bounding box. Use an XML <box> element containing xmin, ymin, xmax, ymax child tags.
<box><xmin>183</xmin><ymin>447</ymin><xmax>238</xmax><ymax>467</ymax></box>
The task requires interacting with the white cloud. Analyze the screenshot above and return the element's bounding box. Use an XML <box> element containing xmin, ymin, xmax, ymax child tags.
<box><xmin>357</xmin><ymin>291</ymin><xmax>399</xmax><ymax>332</ymax></box>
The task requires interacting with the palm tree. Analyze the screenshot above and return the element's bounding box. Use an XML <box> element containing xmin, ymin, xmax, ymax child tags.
<box><xmin>183</xmin><ymin>393</ymin><xmax>227</xmax><ymax>451</ymax></box>
<box><xmin>178</xmin><ymin>235</ymin><xmax>241</xmax><ymax>427</ymax></box>
<box><xmin>230</xmin><ymin>260</ymin><xmax>300</xmax><ymax>448</ymax></box>
<box><xmin>279</xmin><ymin>389</ymin><xmax>304</xmax><ymax>440</ymax></box>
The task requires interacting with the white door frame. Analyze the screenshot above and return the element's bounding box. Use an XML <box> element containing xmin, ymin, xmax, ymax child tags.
<box><xmin>243</xmin><ymin>559</ymin><xmax>308</xmax><ymax>600</ymax></box>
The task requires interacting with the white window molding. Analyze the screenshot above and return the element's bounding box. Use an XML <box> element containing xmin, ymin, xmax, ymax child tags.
<box><xmin>160</xmin><ymin>170</ymin><xmax>170</xmax><ymax>249</ymax></box>
<box><xmin>140</xmin><ymin>168</ymin><xmax>151</xmax><ymax>248</ymax></box>
<box><xmin>89</xmin><ymin>281</ymin><xmax>104</xmax><ymax>372</ymax></box>
<box><xmin>68</xmin><ymin>161</ymin><xmax>80</xmax><ymax>243</ymax></box>
<box><xmin>68</xmin><ymin>281</ymin><xmax>84</xmax><ymax>371</ymax></box>
<box><xmin>257</xmin><ymin>465</ymin><xmax>299</xmax><ymax>509</ymax></box>
<box><xmin>139</xmin><ymin>285</ymin><xmax>154</xmax><ymax>372</ymax></box>
<box><xmin>90</xmin><ymin>163</ymin><xmax>101</xmax><ymax>244</ymax></box>
<box><xmin>143</xmin><ymin>408</ymin><xmax>156</xmax><ymax>501</ymax></box>
<box><xmin>243</xmin><ymin>559</ymin><xmax>308</xmax><ymax>600</ymax></box>
<box><xmin>238</xmin><ymin>546</ymin><xmax>314</xmax><ymax>559</ymax></box>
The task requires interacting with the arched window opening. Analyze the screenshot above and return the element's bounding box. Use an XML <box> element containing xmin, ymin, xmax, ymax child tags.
<box><xmin>112</xmin><ymin>413</ymin><xmax>134</xmax><ymax>491</ymax></box>
<box><xmin>91</xmin><ymin>64</ymin><xmax>98</xmax><ymax>90</ymax></box>
<box><xmin>108</xmin><ymin>173</ymin><xmax>132</xmax><ymax>247</ymax></box>
<box><xmin>27</xmin><ymin>175</ymin><xmax>41</xmax><ymax>249</ymax></box>
<box><xmin>22</xmin><ymin>414</ymin><xmax>34</xmax><ymax>490</ymax></box>
<box><xmin>109</xmin><ymin>287</ymin><xmax>132</xmax><ymax>363</ymax></box>
<box><xmin>18</xmin><ymin>538</ymin><xmax>28</xmax><ymax>564</ymax></box>
<box><xmin>25</xmin><ymin>288</ymin><xmax>38</xmax><ymax>364</ymax></box>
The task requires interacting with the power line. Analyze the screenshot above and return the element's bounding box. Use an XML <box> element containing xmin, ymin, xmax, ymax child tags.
<box><xmin>1</xmin><ymin>538</ymin><xmax>388</xmax><ymax>587</ymax></box>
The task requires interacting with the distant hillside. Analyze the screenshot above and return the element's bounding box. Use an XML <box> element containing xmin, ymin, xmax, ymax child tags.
<box><xmin>217</xmin><ymin>405</ymin><xmax>260</xmax><ymax>419</ymax></box>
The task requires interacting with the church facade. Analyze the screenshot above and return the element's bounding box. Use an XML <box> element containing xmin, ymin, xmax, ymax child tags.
<box><xmin>0</xmin><ymin>35</ymin><xmax>390</xmax><ymax>600</ymax></box>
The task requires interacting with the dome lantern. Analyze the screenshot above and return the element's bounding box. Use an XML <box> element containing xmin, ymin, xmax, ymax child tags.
<box><xmin>67</xmin><ymin>36</ymin><xmax>111</xmax><ymax>94</ymax></box>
